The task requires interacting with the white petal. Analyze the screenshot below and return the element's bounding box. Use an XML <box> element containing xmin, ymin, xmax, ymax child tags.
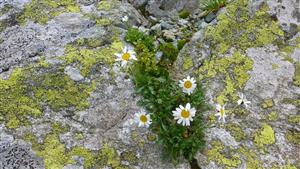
<box><xmin>190</xmin><ymin>108</ymin><xmax>196</xmax><ymax>116</ymax></box>
<box><xmin>245</xmin><ymin>100</ymin><xmax>251</xmax><ymax>104</ymax></box>
<box><xmin>131</xmin><ymin>55</ymin><xmax>138</xmax><ymax>61</ymax></box>
<box><xmin>222</xmin><ymin>117</ymin><xmax>226</xmax><ymax>123</ymax></box>
<box><xmin>178</xmin><ymin>118</ymin><xmax>183</xmax><ymax>124</ymax></box>
<box><xmin>215</xmin><ymin>113</ymin><xmax>221</xmax><ymax>116</ymax></box>
<box><xmin>186</xmin><ymin>119</ymin><xmax>190</xmax><ymax>126</ymax></box>
<box><xmin>115</xmin><ymin>53</ymin><xmax>122</xmax><ymax>57</ymax></box>
<box><xmin>179</xmin><ymin>105</ymin><xmax>184</xmax><ymax>110</ymax></box>
<box><xmin>218</xmin><ymin>116</ymin><xmax>222</xmax><ymax>121</ymax></box>
<box><xmin>237</xmin><ymin>99</ymin><xmax>243</xmax><ymax>105</ymax></box>
<box><xmin>121</xmin><ymin>61</ymin><xmax>127</xmax><ymax>67</ymax></box>
<box><xmin>186</xmin><ymin>103</ymin><xmax>191</xmax><ymax>110</ymax></box>
<box><xmin>216</xmin><ymin>104</ymin><xmax>222</xmax><ymax>111</ymax></box>
<box><xmin>182</xmin><ymin>119</ymin><xmax>186</xmax><ymax>126</ymax></box>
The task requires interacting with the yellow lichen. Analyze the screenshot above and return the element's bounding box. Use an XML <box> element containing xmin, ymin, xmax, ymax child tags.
<box><xmin>226</xmin><ymin>123</ymin><xmax>246</xmax><ymax>142</ymax></box>
<box><xmin>206</xmin><ymin>140</ymin><xmax>241</xmax><ymax>169</ymax></box>
<box><xmin>183</xmin><ymin>56</ymin><xmax>194</xmax><ymax>70</ymax></box>
<box><xmin>286</xmin><ymin>130</ymin><xmax>300</xmax><ymax>145</ymax></box>
<box><xmin>205</xmin><ymin>0</ymin><xmax>284</xmax><ymax>54</ymax></box>
<box><xmin>197</xmin><ymin>51</ymin><xmax>253</xmax><ymax>105</ymax></box>
<box><xmin>261</xmin><ymin>99</ymin><xmax>274</xmax><ymax>109</ymax></box>
<box><xmin>293</xmin><ymin>62</ymin><xmax>300</xmax><ymax>87</ymax></box>
<box><xmin>288</xmin><ymin>115</ymin><xmax>300</xmax><ymax>125</ymax></box>
<box><xmin>61</xmin><ymin>38</ymin><xmax>122</xmax><ymax>76</ymax></box>
<box><xmin>18</xmin><ymin>0</ymin><xmax>80</xmax><ymax>25</ymax></box>
<box><xmin>0</xmin><ymin>68</ymin><xmax>41</xmax><ymax>129</ymax></box>
<box><xmin>98</xmin><ymin>143</ymin><xmax>121</xmax><ymax>168</ymax></box>
<box><xmin>238</xmin><ymin>147</ymin><xmax>262</xmax><ymax>169</ymax></box>
<box><xmin>254</xmin><ymin>123</ymin><xmax>275</xmax><ymax>149</ymax></box>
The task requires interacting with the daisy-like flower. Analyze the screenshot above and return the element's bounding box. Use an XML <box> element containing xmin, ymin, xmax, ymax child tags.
<box><xmin>172</xmin><ymin>103</ymin><xmax>196</xmax><ymax>126</ymax></box>
<box><xmin>179</xmin><ymin>76</ymin><xmax>197</xmax><ymax>95</ymax></box>
<box><xmin>237</xmin><ymin>93</ymin><xmax>251</xmax><ymax>108</ymax></box>
<box><xmin>115</xmin><ymin>46</ymin><xmax>137</xmax><ymax>67</ymax></box>
<box><xmin>215</xmin><ymin>104</ymin><xmax>227</xmax><ymax>123</ymax></box>
<box><xmin>122</xmin><ymin>15</ymin><xmax>128</xmax><ymax>22</ymax></box>
<box><xmin>134</xmin><ymin>111</ymin><xmax>152</xmax><ymax>128</ymax></box>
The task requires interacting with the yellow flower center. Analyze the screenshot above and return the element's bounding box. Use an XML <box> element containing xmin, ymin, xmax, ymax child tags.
<box><xmin>140</xmin><ymin>115</ymin><xmax>148</xmax><ymax>123</ymax></box>
<box><xmin>181</xmin><ymin>109</ymin><xmax>190</xmax><ymax>118</ymax></box>
<box><xmin>122</xmin><ymin>53</ymin><xmax>130</xmax><ymax>61</ymax></box>
<box><xmin>220</xmin><ymin>108</ymin><xmax>225</xmax><ymax>116</ymax></box>
<box><xmin>184</xmin><ymin>81</ymin><xmax>192</xmax><ymax>89</ymax></box>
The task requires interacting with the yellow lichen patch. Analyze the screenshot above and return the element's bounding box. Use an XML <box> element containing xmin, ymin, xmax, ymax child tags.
<box><xmin>287</xmin><ymin>115</ymin><xmax>300</xmax><ymax>125</ymax></box>
<box><xmin>61</xmin><ymin>39</ymin><xmax>122</xmax><ymax>76</ymax></box>
<box><xmin>261</xmin><ymin>99</ymin><xmax>274</xmax><ymax>109</ymax></box>
<box><xmin>197</xmin><ymin>51</ymin><xmax>253</xmax><ymax>105</ymax></box>
<box><xmin>121</xmin><ymin>151</ymin><xmax>138</xmax><ymax>165</ymax></box>
<box><xmin>36</xmin><ymin>134</ymin><xmax>73</xmax><ymax>169</ymax></box>
<box><xmin>183</xmin><ymin>56</ymin><xmax>194</xmax><ymax>70</ymax></box>
<box><xmin>206</xmin><ymin>140</ymin><xmax>241</xmax><ymax>169</ymax></box>
<box><xmin>238</xmin><ymin>147</ymin><xmax>262</xmax><ymax>169</ymax></box>
<box><xmin>0</xmin><ymin>68</ymin><xmax>41</xmax><ymax>129</ymax></box>
<box><xmin>205</xmin><ymin>0</ymin><xmax>284</xmax><ymax>54</ymax></box>
<box><xmin>97</xmin><ymin>0</ymin><xmax>114</xmax><ymax>11</ymax></box>
<box><xmin>69</xmin><ymin>147</ymin><xmax>97</xmax><ymax>168</ymax></box>
<box><xmin>18</xmin><ymin>0</ymin><xmax>80</xmax><ymax>25</ymax></box>
<box><xmin>32</xmin><ymin>71</ymin><xmax>95</xmax><ymax>111</ymax></box>
<box><xmin>96</xmin><ymin>18</ymin><xmax>113</xmax><ymax>26</ymax></box>
<box><xmin>98</xmin><ymin>143</ymin><xmax>121</xmax><ymax>168</ymax></box>
<box><xmin>253</xmin><ymin>123</ymin><xmax>275</xmax><ymax>150</ymax></box>
<box><xmin>226</xmin><ymin>123</ymin><xmax>246</xmax><ymax>142</ymax></box>
<box><xmin>267</xmin><ymin>111</ymin><xmax>279</xmax><ymax>121</ymax></box>
<box><xmin>293</xmin><ymin>62</ymin><xmax>300</xmax><ymax>87</ymax></box>
<box><xmin>286</xmin><ymin>130</ymin><xmax>300</xmax><ymax>145</ymax></box>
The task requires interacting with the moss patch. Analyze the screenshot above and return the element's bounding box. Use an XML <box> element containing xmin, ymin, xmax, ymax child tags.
<box><xmin>18</xmin><ymin>0</ymin><xmax>80</xmax><ymax>25</ymax></box>
<box><xmin>254</xmin><ymin>123</ymin><xmax>275</xmax><ymax>149</ymax></box>
<box><xmin>178</xmin><ymin>10</ymin><xmax>190</xmax><ymax>19</ymax></box>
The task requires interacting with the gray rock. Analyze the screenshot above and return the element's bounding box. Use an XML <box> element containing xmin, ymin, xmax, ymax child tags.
<box><xmin>64</xmin><ymin>66</ymin><xmax>84</xmax><ymax>82</ymax></box>
<box><xmin>0</xmin><ymin>141</ymin><xmax>44</xmax><ymax>169</ymax></box>
<box><xmin>0</xmin><ymin>24</ymin><xmax>45</xmax><ymax>72</ymax></box>
<box><xmin>204</xmin><ymin>12</ymin><xmax>217</xmax><ymax>23</ymax></box>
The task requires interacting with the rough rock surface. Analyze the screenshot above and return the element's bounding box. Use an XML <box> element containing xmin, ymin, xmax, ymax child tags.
<box><xmin>0</xmin><ymin>0</ymin><xmax>299</xmax><ymax>169</ymax></box>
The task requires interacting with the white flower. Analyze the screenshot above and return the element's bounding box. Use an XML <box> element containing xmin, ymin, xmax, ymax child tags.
<box><xmin>134</xmin><ymin>111</ymin><xmax>152</xmax><ymax>128</ymax></box>
<box><xmin>115</xmin><ymin>46</ymin><xmax>137</xmax><ymax>67</ymax></box>
<box><xmin>172</xmin><ymin>103</ymin><xmax>196</xmax><ymax>126</ymax></box>
<box><xmin>179</xmin><ymin>76</ymin><xmax>197</xmax><ymax>95</ymax></box>
<box><xmin>237</xmin><ymin>93</ymin><xmax>251</xmax><ymax>108</ymax></box>
<box><xmin>122</xmin><ymin>15</ymin><xmax>128</xmax><ymax>22</ymax></box>
<box><xmin>215</xmin><ymin>104</ymin><xmax>227</xmax><ymax>123</ymax></box>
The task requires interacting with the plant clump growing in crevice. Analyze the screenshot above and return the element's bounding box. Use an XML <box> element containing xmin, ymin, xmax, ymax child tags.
<box><xmin>125</xmin><ymin>28</ymin><xmax>208</xmax><ymax>162</ymax></box>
